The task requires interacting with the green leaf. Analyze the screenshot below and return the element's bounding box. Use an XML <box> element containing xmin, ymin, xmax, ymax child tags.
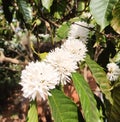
<box><xmin>48</xmin><ymin>89</ymin><xmax>78</xmax><ymax>122</ymax></box>
<box><xmin>54</xmin><ymin>17</ymin><xmax>82</xmax><ymax>42</ymax></box>
<box><xmin>112</xmin><ymin>51</ymin><xmax>120</xmax><ymax>64</ymax></box>
<box><xmin>17</xmin><ymin>0</ymin><xmax>32</xmax><ymax>23</ymax></box>
<box><xmin>27</xmin><ymin>100</ymin><xmax>38</xmax><ymax>122</ymax></box>
<box><xmin>109</xmin><ymin>86</ymin><xmax>120</xmax><ymax>122</ymax></box>
<box><xmin>85</xmin><ymin>55</ymin><xmax>113</xmax><ymax>104</ymax></box>
<box><xmin>38</xmin><ymin>52</ymin><xmax>48</xmax><ymax>60</ymax></box>
<box><xmin>41</xmin><ymin>0</ymin><xmax>54</xmax><ymax>11</ymax></box>
<box><xmin>34</xmin><ymin>0</ymin><xmax>39</xmax><ymax>6</ymax></box>
<box><xmin>55</xmin><ymin>22</ymin><xmax>71</xmax><ymax>41</ymax></box>
<box><xmin>72</xmin><ymin>73</ymin><xmax>102</xmax><ymax>122</ymax></box>
<box><xmin>111</xmin><ymin>1</ymin><xmax>120</xmax><ymax>34</ymax></box>
<box><xmin>90</xmin><ymin>0</ymin><xmax>118</xmax><ymax>30</ymax></box>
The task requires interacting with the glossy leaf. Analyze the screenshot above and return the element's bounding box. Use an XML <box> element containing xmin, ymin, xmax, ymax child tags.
<box><xmin>72</xmin><ymin>72</ymin><xmax>102</xmax><ymax>122</ymax></box>
<box><xmin>41</xmin><ymin>0</ymin><xmax>54</xmax><ymax>11</ymax></box>
<box><xmin>17</xmin><ymin>0</ymin><xmax>32</xmax><ymax>23</ymax></box>
<box><xmin>55</xmin><ymin>22</ymin><xmax>71</xmax><ymax>41</ymax></box>
<box><xmin>85</xmin><ymin>55</ymin><xmax>113</xmax><ymax>104</ymax></box>
<box><xmin>48</xmin><ymin>89</ymin><xmax>78</xmax><ymax>122</ymax></box>
<box><xmin>112</xmin><ymin>51</ymin><xmax>120</xmax><ymax>64</ymax></box>
<box><xmin>111</xmin><ymin>1</ymin><xmax>120</xmax><ymax>34</ymax></box>
<box><xmin>90</xmin><ymin>0</ymin><xmax>118</xmax><ymax>30</ymax></box>
<box><xmin>27</xmin><ymin>100</ymin><xmax>38</xmax><ymax>122</ymax></box>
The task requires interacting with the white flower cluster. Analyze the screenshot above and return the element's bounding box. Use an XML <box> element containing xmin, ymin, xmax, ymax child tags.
<box><xmin>20</xmin><ymin>61</ymin><xmax>60</xmax><ymax>100</ymax></box>
<box><xmin>68</xmin><ymin>21</ymin><xmax>92</xmax><ymax>43</ymax></box>
<box><xmin>20</xmin><ymin>21</ymin><xmax>88</xmax><ymax>101</ymax></box>
<box><xmin>61</xmin><ymin>38</ymin><xmax>87</xmax><ymax>62</ymax></box>
<box><xmin>45</xmin><ymin>47</ymin><xmax>78</xmax><ymax>85</ymax></box>
<box><xmin>107</xmin><ymin>62</ymin><xmax>120</xmax><ymax>81</ymax></box>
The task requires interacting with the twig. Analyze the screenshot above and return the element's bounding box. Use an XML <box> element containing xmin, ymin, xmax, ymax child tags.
<box><xmin>0</xmin><ymin>51</ymin><xmax>28</xmax><ymax>65</ymax></box>
<box><xmin>40</xmin><ymin>17</ymin><xmax>59</xmax><ymax>28</ymax></box>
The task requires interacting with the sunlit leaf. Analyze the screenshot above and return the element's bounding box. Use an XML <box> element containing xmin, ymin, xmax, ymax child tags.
<box><xmin>72</xmin><ymin>73</ymin><xmax>102</xmax><ymax>122</ymax></box>
<box><xmin>41</xmin><ymin>0</ymin><xmax>53</xmax><ymax>11</ymax></box>
<box><xmin>39</xmin><ymin>52</ymin><xmax>48</xmax><ymax>60</ymax></box>
<box><xmin>85</xmin><ymin>55</ymin><xmax>113</xmax><ymax>104</ymax></box>
<box><xmin>112</xmin><ymin>51</ymin><xmax>120</xmax><ymax>64</ymax></box>
<box><xmin>48</xmin><ymin>89</ymin><xmax>78</xmax><ymax>122</ymax></box>
<box><xmin>27</xmin><ymin>100</ymin><xmax>38</xmax><ymax>122</ymax></box>
<box><xmin>55</xmin><ymin>22</ymin><xmax>71</xmax><ymax>41</ymax></box>
<box><xmin>111</xmin><ymin>1</ymin><xmax>120</xmax><ymax>34</ymax></box>
<box><xmin>90</xmin><ymin>0</ymin><xmax>118</xmax><ymax>30</ymax></box>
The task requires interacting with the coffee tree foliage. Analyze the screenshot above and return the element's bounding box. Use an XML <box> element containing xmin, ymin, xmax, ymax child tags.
<box><xmin>0</xmin><ymin>0</ymin><xmax>120</xmax><ymax>121</ymax></box>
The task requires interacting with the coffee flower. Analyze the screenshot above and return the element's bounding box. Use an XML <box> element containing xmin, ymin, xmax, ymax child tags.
<box><xmin>68</xmin><ymin>21</ymin><xmax>91</xmax><ymax>43</ymax></box>
<box><xmin>20</xmin><ymin>61</ymin><xmax>60</xmax><ymax>101</ymax></box>
<box><xmin>45</xmin><ymin>48</ymin><xmax>78</xmax><ymax>85</ymax></box>
<box><xmin>107</xmin><ymin>62</ymin><xmax>120</xmax><ymax>81</ymax></box>
<box><xmin>61</xmin><ymin>38</ymin><xmax>87</xmax><ymax>63</ymax></box>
